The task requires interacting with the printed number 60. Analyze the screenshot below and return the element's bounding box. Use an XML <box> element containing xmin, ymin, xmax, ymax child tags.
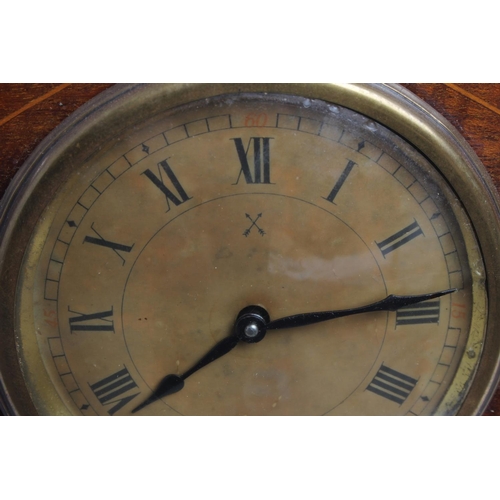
<box><xmin>244</xmin><ymin>113</ymin><xmax>268</xmax><ymax>127</ymax></box>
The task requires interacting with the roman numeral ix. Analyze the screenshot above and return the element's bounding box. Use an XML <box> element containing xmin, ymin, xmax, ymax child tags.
<box><xmin>232</xmin><ymin>137</ymin><xmax>273</xmax><ymax>184</ymax></box>
<box><xmin>68</xmin><ymin>307</ymin><xmax>114</xmax><ymax>333</ymax></box>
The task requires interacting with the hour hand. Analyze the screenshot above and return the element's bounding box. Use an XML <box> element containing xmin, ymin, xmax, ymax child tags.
<box><xmin>131</xmin><ymin>306</ymin><xmax>270</xmax><ymax>413</ymax></box>
<box><xmin>131</xmin><ymin>334</ymin><xmax>240</xmax><ymax>414</ymax></box>
<box><xmin>266</xmin><ymin>289</ymin><xmax>457</xmax><ymax>331</ymax></box>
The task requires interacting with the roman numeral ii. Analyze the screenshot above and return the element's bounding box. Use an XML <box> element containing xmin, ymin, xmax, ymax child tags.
<box><xmin>376</xmin><ymin>220</ymin><xmax>424</xmax><ymax>257</ymax></box>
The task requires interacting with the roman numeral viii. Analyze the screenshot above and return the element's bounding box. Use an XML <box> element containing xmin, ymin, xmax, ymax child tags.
<box><xmin>366</xmin><ymin>364</ymin><xmax>418</xmax><ymax>405</ymax></box>
<box><xmin>376</xmin><ymin>220</ymin><xmax>424</xmax><ymax>257</ymax></box>
<box><xmin>143</xmin><ymin>159</ymin><xmax>191</xmax><ymax>211</ymax></box>
<box><xmin>232</xmin><ymin>137</ymin><xmax>273</xmax><ymax>184</ymax></box>
<box><xmin>89</xmin><ymin>367</ymin><xmax>140</xmax><ymax>415</ymax></box>
<box><xmin>68</xmin><ymin>307</ymin><xmax>114</xmax><ymax>333</ymax></box>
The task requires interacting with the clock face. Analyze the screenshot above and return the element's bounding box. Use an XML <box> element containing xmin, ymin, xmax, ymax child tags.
<box><xmin>0</xmin><ymin>84</ymin><xmax>496</xmax><ymax>415</ymax></box>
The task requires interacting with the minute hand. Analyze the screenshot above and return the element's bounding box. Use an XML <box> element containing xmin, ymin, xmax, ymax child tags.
<box><xmin>266</xmin><ymin>289</ymin><xmax>456</xmax><ymax>331</ymax></box>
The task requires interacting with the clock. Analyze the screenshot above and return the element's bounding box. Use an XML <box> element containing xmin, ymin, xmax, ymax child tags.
<box><xmin>1</xmin><ymin>83</ymin><xmax>499</xmax><ymax>415</ymax></box>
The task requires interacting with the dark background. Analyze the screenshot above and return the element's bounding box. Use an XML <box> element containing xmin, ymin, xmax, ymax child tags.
<box><xmin>1</xmin><ymin>83</ymin><xmax>499</xmax><ymax>415</ymax></box>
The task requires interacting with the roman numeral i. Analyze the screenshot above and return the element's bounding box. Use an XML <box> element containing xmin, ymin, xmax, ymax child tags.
<box><xmin>323</xmin><ymin>159</ymin><xmax>356</xmax><ymax>204</ymax></box>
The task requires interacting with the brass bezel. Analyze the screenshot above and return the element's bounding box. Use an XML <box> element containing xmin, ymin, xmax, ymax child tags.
<box><xmin>0</xmin><ymin>83</ymin><xmax>499</xmax><ymax>415</ymax></box>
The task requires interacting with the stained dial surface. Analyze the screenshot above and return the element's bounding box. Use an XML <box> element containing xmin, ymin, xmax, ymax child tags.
<box><xmin>26</xmin><ymin>94</ymin><xmax>475</xmax><ymax>415</ymax></box>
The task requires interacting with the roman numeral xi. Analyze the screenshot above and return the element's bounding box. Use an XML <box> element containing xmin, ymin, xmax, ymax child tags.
<box><xmin>143</xmin><ymin>159</ymin><xmax>191</xmax><ymax>211</ymax></box>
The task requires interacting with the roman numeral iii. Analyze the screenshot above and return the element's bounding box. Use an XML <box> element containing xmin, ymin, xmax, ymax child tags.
<box><xmin>232</xmin><ymin>137</ymin><xmax>273</xmax><ymax>184</ymax></box>
<box><xmin>396</xmin><ymin>300</ymin><xmax>441</xmax><ymax>326</ymax></box>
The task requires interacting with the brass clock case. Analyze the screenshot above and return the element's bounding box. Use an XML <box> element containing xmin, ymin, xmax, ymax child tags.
<box><xmin>0</xmin><ymin>83</ymin><xmax>498</xmax><ymax>415</ymax></box>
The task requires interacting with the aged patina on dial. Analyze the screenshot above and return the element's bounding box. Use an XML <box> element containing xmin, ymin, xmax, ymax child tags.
<box><xmin>1</xmin><ymin>84</ymin><xmax>499</xmax><ymax>416</ymax></box>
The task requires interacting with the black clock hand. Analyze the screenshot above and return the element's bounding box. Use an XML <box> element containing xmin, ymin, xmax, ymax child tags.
<box><xmin>266</xmin><ymin>289</ymin><xmax>456</xmax><ymax>331</ymax></box>
<box><xmin>132</xmin><ymin>290</ymin><xmax>455</xmax><ymax>412</ymax></box>
<box><xmin>131</xmin><ymin>306</ymin><xmax>270</xmax><ymax>413</ymax></box>
<box><xmin>132</xmin><ymin>334</ymin><xmax>240</xmax><ymax>414</ymax></box>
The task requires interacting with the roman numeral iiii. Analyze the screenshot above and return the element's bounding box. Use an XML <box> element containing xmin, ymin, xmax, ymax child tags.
<box><xmin>366</xmin><ymin>364</ymin><xmax>418</xmax><ymax>405</ymax></box>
